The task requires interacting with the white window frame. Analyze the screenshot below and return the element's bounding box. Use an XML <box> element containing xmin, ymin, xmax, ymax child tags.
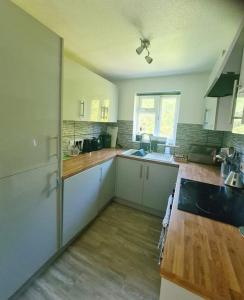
<box><xmin>133</xmin><ymin>93</ymin><xmax>180</xmax><ymax>144</ymax></box>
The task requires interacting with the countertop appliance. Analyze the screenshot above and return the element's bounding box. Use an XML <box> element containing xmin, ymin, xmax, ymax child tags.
<box><xmin>187</xmin><ymin>144</ymin><xmax>217</xmax><ymax>165</ymax></box>
<box><xmin>178</xmin><ymin>178</ymin><xmax>244</xmax><ymax>227</ymax></box>
<box><xmin>99</xmin><ymin>133</ymin><xmax>111</xmax><ymax>148</ymax></box>
<box><xmin>82</xmin><ymin>139</ymin><xmax>92</xmax><ymax>153</ymax></box>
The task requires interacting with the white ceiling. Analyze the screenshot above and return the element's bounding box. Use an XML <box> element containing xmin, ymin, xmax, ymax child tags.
<box><xmin>12</xmin><ymin>0</ymin><xmax>244</xmax><ymax>80</ymax></box>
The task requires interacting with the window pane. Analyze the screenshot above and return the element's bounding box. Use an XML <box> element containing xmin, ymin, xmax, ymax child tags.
<box><xmin>160</xmin><ymin>97</ymin><xmax>177</xmax><ymax>140</ymax></box>
<box><xmin>138</xmin><ymin>112</ymin><xmax>155</xmax><ymax>134</ymax></box>
<box><xmin>140</xmin><ymin>97</ymin><xmax>155</xmax><ymax>109</ymax></box>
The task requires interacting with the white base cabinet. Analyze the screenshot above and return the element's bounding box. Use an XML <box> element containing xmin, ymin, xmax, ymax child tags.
<box><xmin>160</xmin><ymin>278</ymin><xmax>203</xmax><ymax>300</ymax></box>
<box><xmin>116</xmin><ymin>157</ymin><xmax>178</xmax><ymax>214</ymax></box>
<box><xmin>116</xmin><ymin>158</ymin><xmax>144</xmax><ymax>205</ymax></box>
<box><xmin>63</xmin><ymin>159</ymin><xmax>115</xmax><ymax>246</ymax></box>
<box><xmin>142</xmin><ymin>162</ymin><xmax>178</xmax><ymax>213</ymax></box>
<box><xmin>98</xmin><ymin>159</ymin><xmax>116</xmax><ymax>211</ymax></box>
<box><xmin>63</xmin><ymin>165</ymin><xmax>100</xmax><ymax>246</ymax></box>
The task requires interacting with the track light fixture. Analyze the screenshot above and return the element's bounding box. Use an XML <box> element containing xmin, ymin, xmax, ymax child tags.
<box><xmin>136</xmin><ymin>38</ymin><xmax>153</xmax><ymax>64</ymax></box>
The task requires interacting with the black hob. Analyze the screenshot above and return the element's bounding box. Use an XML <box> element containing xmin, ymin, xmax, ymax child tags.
<box><xmin>178</xmin><ymin>178</ymin><xmax>244</xmax><ymax>227</ymax></box>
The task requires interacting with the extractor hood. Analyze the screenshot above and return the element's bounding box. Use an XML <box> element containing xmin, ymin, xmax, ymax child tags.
<box><xmin>207</xmin><ymin>72</ymin><xmax>239</xmax><ymax>97</ymax></box>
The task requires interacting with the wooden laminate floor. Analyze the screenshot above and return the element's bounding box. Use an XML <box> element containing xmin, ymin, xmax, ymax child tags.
<box><xmin>16</xmin><ymin>202</ymin><xmax>161</xmax><ymax>300</ymax></box>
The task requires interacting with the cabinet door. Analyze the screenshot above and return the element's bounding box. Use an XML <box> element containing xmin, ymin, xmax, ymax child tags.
<box><xmin>98</xmin><ymin>159</ymin><xmax>116</xmax><ymax>211</ymax></box>
<box><xmin>0</xmin><ymin>164</ymin><xmax>58</xmax><ymax>300</ymax></box>
<box><xmin>238</xmin><ymin>48</ymin><xmax>244</xmax><ymax>94</ymax></box>
<box><xmin>116</xmin><ymin>157</ymin><xmax>144</xmax><ymax>204</ymax></box>
<box><xmin>0</xmin><ymin>1</ymin><xmax>61</xmax><ymax>179</ymax></box>
<box><xmin>63</xmin><ymin>56</ymin><xmax>90</xmax><ymax>121</ymax></box>
<box><xmin>215</xmin><ymin>96</ymin><xmax>232</xmax><ymax>131</ymax></box>
<box><xmin>203</xmin><ymin>98</ymin><xmax>217</xmax><ymax>130</ymax></box>
<box><xmin>142</xmin><ymin>163</ymin><xmax>178</xmax><ymax>213</ymax></box>
<box><xmin>63</xmin><ymin>166</ymin><xmax>100</xmax><ymax>246</ymax></box>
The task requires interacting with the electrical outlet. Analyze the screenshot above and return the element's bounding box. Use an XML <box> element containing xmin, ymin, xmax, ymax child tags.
<box><xmin>240</xmin><ymin>162</ymin><xmax>244</xmax><ymax>174</ymax></box>
<box><xmin>69</xmin><ymin>140</ymin><xmax>74</xmax><ymax>146</ymax></box>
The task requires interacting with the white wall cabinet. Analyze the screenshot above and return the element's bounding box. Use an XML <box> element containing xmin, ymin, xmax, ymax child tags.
<box><xmin>116</xmin><ymin>157</ymin><xmax>178</xmax><ymax>214</ymax></box>
<box><xmin>63</xmin><ymin>159</ymin><xmax>115</xmax><ymax>246</ymax></box>
<box><xmin>205</xmin><ymin>21</ymin><xmax>243</xmax><ymax>97</ymax></box>
<box><xmin>203</xmin><ymin>97</ymin><xmax>218</xmax><ymax>130</ymax></box>
<box><xmin>231</xmin><ymin>48</ymin><xmax>244</xmax><ymax>134</ymax></box>
<box><xmin>63</xmin><ymin>55</ymin><xmax>118</xmax><ymax>123</ymax></box>
<box><xmin>202</xmin><ymin>97</ymin><xmax>233</xmax><ymax>132</ymax></box>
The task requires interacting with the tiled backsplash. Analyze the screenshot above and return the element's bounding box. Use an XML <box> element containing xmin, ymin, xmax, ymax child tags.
<box><xmin>176</xmin><ymin>123</ymin><xmax>224</xmax><ymax>154</ymax></box>
<box><xmin>63</xmin><ymin>120</ymin><xmax>244</xmax><ymax>158</ymax></box>
<box><xmin>62</xmin><ymin>121</ymin><xmax>107</xmax><ymax>155</ymax></box>
<box><xmin>222</xmin><ymin>132</ymin><xmax>244</xmax><ymax>152</ymax></box>
<box><xmin>116</xmin><ymin>120</ymin><xmax>244</xmax><ymax>156</ymax></box>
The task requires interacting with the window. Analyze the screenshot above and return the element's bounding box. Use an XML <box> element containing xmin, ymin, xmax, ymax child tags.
<box><xmin>133</xmin><ymin>93</ymin><xmax>180</xmax><ymax>144</ymax></box>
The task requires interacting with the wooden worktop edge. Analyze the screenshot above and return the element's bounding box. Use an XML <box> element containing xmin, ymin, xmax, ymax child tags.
<box><xmin>117</xmin><ymin>154</ymin><xmax>180</xmax><ymax>168</ymax></box>
<box><xmin>63</xmin><ymin>151</ymin><xmax>179</xmax><ymax>180</ymax></box>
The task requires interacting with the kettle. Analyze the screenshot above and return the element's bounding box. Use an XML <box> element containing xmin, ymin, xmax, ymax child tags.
<box><xmin>225</xmin><ymin>171</ymin><xmax>244</xmax><ymax>189</ymax></box>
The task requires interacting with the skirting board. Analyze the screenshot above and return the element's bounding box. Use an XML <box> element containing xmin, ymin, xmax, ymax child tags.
<box><xmin>114</xmin><ymin>197</ymin><xmax>163</xmax><ymax>218</ymax></box>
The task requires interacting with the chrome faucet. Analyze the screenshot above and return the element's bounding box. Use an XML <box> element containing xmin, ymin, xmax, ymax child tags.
<box><xmin>140</xmin><ymin>133</ymin><xmax>152</xmax><ymax>152</ymax></box>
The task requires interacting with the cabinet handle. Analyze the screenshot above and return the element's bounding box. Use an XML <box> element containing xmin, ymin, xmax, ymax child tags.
<box><xmin>140</xmin><ymin>165</ymin><xmax>143</xmax><ymax>178</ymax></box>
<box><xmin>230</xmin><ymin>79</ymin><xmax>239</xmax><ymax>124</ymax></box>
<box><xmin>100</xmin><ymin>167</ymin><xmax>102</xmax><ymax>182</ymax></box>
<box><xmin>146</xmin><ymin>166</ymin><xmax>149</xmax><ymax>180</ymax></box>
<box><xmin>104</xmin><ymin>107</ymin><xmax>108</xmax><ymax>119</ymax></box>
<box><xmin>48</xmin><ymin>136</ymin><xmax>59</xmax><ymax>159</ymax></box>
<box><xmin>80</xmin><ymin>100</ymin><xmax>85</xmax><ymax>117</ymax></box>
<box><xmin>101</xmin><ymin>106</ymin><xmax>104</xmax><ymax>119</ymax></box>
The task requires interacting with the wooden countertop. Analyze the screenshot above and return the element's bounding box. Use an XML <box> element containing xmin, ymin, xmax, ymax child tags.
<box><xmin>160</xmin><ymin>162</ymin><xmax>244</xmax><ymax>300</ymax></box>
<box><xmin>62</xmin><ymin>148</ymin><xmax>123</xmax><ymax>179</ymax></box>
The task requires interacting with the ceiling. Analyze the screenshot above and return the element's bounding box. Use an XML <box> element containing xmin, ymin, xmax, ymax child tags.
<box><xmin>12</xmin><ymin>0</ymin><xmax>244</xmax><ymax>80</ymax></box>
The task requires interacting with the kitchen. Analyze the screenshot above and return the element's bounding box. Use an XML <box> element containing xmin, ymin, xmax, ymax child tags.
<box><xmin>1</xmin><ymin>1</ymin><xmax>244</xmax><ymax>300</ymax></box>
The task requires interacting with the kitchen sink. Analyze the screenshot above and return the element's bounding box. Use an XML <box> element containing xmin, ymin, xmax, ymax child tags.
<box><xmin>122</xmin><ymin>149</ymin><xmax>173</xmax><ymax>162</ymax></box>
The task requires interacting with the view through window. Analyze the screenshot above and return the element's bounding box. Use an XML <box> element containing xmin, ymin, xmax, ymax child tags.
<box><xmin>134</xmin><ymin>93</ymin><xmax>180</xmax><ymax>144</ymax></box>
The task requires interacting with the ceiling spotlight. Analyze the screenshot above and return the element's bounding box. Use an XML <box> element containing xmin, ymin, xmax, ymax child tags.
<box><xmin>145</xmin><ymin>49</ymin><xmax>153</xmax><ymax>64</ymax></box>
<box><xmin>136</xmin><ymin>38</ymin><xmax>153</xmax><ymax>64</ymax></box>
<box><xmin>136</xmin><ymin>38</ymin><xmax>150</xmax><ymax>55</ymax></box>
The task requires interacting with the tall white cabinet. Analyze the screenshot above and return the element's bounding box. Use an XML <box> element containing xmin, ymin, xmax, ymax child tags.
<box><xmin>0</xmin><ymin>2</ymin><xmax>62</xmax><ymax>299</ymax></box>
<box><xmin>63</xmin><ymin>55</ymin><xmax>118</xmax><ymax>123</ymax></box>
